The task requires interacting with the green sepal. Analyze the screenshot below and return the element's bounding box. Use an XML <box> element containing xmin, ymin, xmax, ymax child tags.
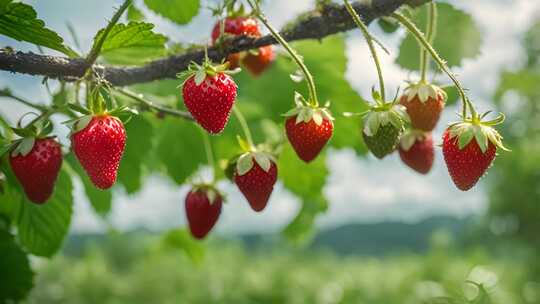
<box><xmin>448</xmin><ymin>117</ymin><xmax>510</xmax><ymax>153</ymax></box>
<box><xmin>363</xmin><ymin>104</ymin><xmax>409</xmax><ymax>137</ymax></box>
<box><xmin>283</xmin><ymin>92</ymin><xmax>334</xmax><ymax>126</ymax></box>
<box><xmin>67</xmin><ymin>103</ymin><xmax>91</xmax><ymax>115</ymax></box>
<box><xmin>399</xmin><ymin>129</ymin><xmax>427</xmax><ymax>151</ymax></box>
<box><xmin>190</xmin><ymin>183</ymin><xmax>225</xmax><ymax>205</ymax></box>
<box><xmin>403</xmin><ymin>81</ymin><xmax>446</xmax><ymax>103</ymax></box>
<box><xmin>177</xmin><ymin>59</ymin><xmax>241</xmax><ymax>87</ymax></box>
<box><xmin>235</xmin><ymin>150</ymin><xmax>276</xmax><ymax>176</ymax></box>
<box><xmin>11</xmin><ymin>137</ymin><xmax>35</xmax><ymax>157</ymax></box>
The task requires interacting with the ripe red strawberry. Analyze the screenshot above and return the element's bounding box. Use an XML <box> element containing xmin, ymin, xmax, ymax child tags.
<box><xmin>285</xmin><ymin>114</ymin><xmax>333</xmax><ymax>163</ymax></box>
<box><xmin>399</xmin><ymin>131</ymin><xmax>434</xmax><ymax>174</ymax></box>
<box><xmin>180</xmin><ymin>61</ymin><xmax>238</xmax><ymax>134</ymax></box>
<box><xmin>71</xmin><ymin>115</ymin><xmax>126</xmax><ymax>190</ymax></box>
<box><xmin>442</xmin><ymin>129</ymin><xmax>496</xmax><ymax>191</ymax></box>
<box><xmin>400</xmin><ymin>82</ymin><xmax>446</xmax><ymax>132</ymax></box>
<box><xmin>211</xmin><ymin>17</ymin><xmax>261</xmax><ymax>43</ymax></box>
<box><xmin>9</xmin><ymin>137</ymin><xmax>62</xmax><ymax>204</ymax></box>
<box><xmin>185</xmin><ymin>187</ymin><xmax>222</xmax><ymax>239</ymax></box>
<box><xmin>212</xmin><ymin>17</ymin><xmax>261</xmax><ymax>69</ymax></box>
<box><xmin>243</xmin><ymin>46</ymin><xmax>274</xmax><ymax>77</ymax></box>
<box><xmin>234</xmin><ymin>152</ymin><xmax>277</xmax><ymax>212</ymax></box>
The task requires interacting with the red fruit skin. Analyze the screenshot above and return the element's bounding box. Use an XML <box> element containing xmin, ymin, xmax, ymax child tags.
<box><xmin>211</xmin><ymin>17</ymin><xmax>261</xmax><ymax>69</ymax></box>
<box><xmin>72</xmin><ymin>115</ymin><xmax>126</xmax><ymax>190</ymax></box>
<box><xmin>243</xmin><ymin>46</ymin><xmax>274</xmax><ymax>77</ymax></box>
<box><xmin>182</xmin><ymin>73</ymin><xmax>237</xmax><ymax>134</ymax></box>
<box><xmin>285</xmin><ymin>116</ymin><xmax>333</xmax><ymax>163</ymax></box>
<box><xmin>9</xmin><ymin>138</ymin><xmax>62</xmax><ymax>204</ymax></box>
<box><xmin>442</xmin><ymin>130</ymin><xmax>496</xmax><ymax>191</ymax></box>
<box><xmin>211</xmin><ymin>17</ymin><xmax>261</xmax><ymax>42</ymax></box>
<box><xmin>226</xmin><ymin>52</ymin><xmax>241</xmax><ymax>69</ymax></box>
<box><xmin>234</xmin><ymin>161</ymin><xmax>277</xmax><ymax>212</ymax></box>
<box><xmin>400</xmin><ymin>91</ymin><xmax>445</xmax><ymax>132</ymax></box>
<box><xmin>185</xmin><ymin>190</ymin><xmax>222</xmax><ymax>239</ymax></box>
<box><xmin>399</xmin><ymin>134</ymin><xmax>434</xmax><ymax>175</ymax></box>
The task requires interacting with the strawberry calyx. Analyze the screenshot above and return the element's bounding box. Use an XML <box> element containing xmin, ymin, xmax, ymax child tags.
<box><xmin>1</xmin><ymin>114</ymin><xmax>55</xmax><ymax>158</ymax></box>
<box><xmin>447</xmin><ymin>111</ymin><xmax>509</xmax><ymax>153</ymax></box>
<box><xmin>400</xmin><ymin>129</ymin><xmax>429</xmax><ymax>151</ymax></box>
<box><xmin>232</xmin><ymin>135</ymin><xmax>276</xmax><ymax>177</ymax></box>
<box><xmin>62</xmin><ymin>104</ymin><xmax>136</xmax><ymax>136</ymax></box>
<box><xmin>62</xmin><ymin>84</ymin><xmax>138</xmax><ymax>135</ymax></box>
<box><xmin>189</xmin><ymin>183</ymin><xmax>225</xmax><ymax>205</ymax></box>
<box><xmin>403</xmin><ymin>80</ymin><xmax>447</xmax><ymax>104</ymax></box>
<box><xmin>362</xmin><ymin>102</ymin><xmax>409</xmax><ymax>137</ymax></box>
<box><xmin>177</xmin><ymin>59</ymin><xmax>241</xmax><ymax>87</ymax></box>
<box><xmin>282</xmin><ymin>92</ymin><xmax>334</xmax><ymax>126</ymax></box>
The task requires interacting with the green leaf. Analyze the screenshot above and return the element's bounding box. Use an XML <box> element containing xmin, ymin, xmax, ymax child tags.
<box><xmin>143</xmin><ymin>0</ymin><xmax>200</xmax><ymax>25</ymax></box>
<box><xmin>0</xmin><ymin>230</ymin><xmax>34</xmax><ymax>302</ymax></box>
<box><xmin>396</xmin><ymin>3</ymin><xmax>482</xmax><ymax>70</ymax></box>
<box><xmin>118</xmin><ymin>115</ymin><xmax>154</xmax><ymax>194</ymax></box>
<box><xmin>494</xmin><ymin>70</ymin><xmax>540</xmax><ymax>102</ymax></box>
<box><xmin>279</xmin><ymin>145</ymin><xmax>328</xmax><ymax>243</ymax></box>
<box><xmin>65</xmin><ymin>153</ymin><xmax>112</xmax><ymax>217</ymax></box>
<box><xmin>17</xmin><ymin>168</ymin><xmax>73</xmax><ymax>257</ymax></box>
<box><xmin>0</xmin><ymin>1</ymin><xmax>76</xmax><ymax>56</ymax></box>
<box><xmin>92</xmin><ymin>21</ymin><xmax>168</xmax><ymax>65</ymax></box>
<box><xmin>127</xmin><ymin>4</ymin><xmax>144</xmax><ymax>21</ymax></box>
<box><xmin>162</xmin><ymin>228</ymin><xmax>205</xmax><ymax>264</ymax></box>
<box><xmin>156</xmin><ymin>118</ymin><xmax>206</xmax><ymax>184</ymax></box>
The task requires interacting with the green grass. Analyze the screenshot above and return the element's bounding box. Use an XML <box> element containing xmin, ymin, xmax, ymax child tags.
<box><xmin>25</xmin><ymin>233</ymin><xmax>539</xmax><ymax>304</ymax></box>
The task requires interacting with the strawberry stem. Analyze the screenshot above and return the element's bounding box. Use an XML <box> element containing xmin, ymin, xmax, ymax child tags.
<box><xmin>114</xmin><ymin>87</ymin><xmax>193</xmax><ymax>120</ymax></box>
<box><xmin>85</xmin><ymin>0</ymin><xmax>132</xmax><ymax>71</ymax></box>
<box><xmin>392</xmin><ymin>12</ymin><xmax>476</xmax><ymax>119</ymax></box>
<box><xmin>233</xmin><ymin>106</ymin><xmax>254</xmax><ymax>148</ymax></box>
<box><xmin>246</xmin><ymin>0</ymin><xmax>319</xmax><ymax>107</ymax></box>
<box><xmin>200</xmin><ymin>128</ymin><xmax>217</xmax><ymax>183</ymax></box>
<box><xmin>419</xmin><ymin>2</ymin><xmax>437</xmax><ymax>82</ymax></box>
<box><xmin>344</xmin><ymin>0</ymin><xmax>386</xmax><ymax>102</ymax></box>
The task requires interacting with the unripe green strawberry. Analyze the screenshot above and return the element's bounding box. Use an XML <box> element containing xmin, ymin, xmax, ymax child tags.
<box><xmin>363</xmin><ymin>124</ymin><xmax>402</xmax><ymax>159</ymax></box>
<box><xmin>361</xmin><ymin>102</ymin><xmax>408</xmax><ymax>159</ymax></box>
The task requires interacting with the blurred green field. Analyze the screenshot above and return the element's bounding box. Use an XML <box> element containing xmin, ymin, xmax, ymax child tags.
<box><xmin>26</xmin><ymin>229</ymin><xmax>540</xmax><ymax>304</ymax></box>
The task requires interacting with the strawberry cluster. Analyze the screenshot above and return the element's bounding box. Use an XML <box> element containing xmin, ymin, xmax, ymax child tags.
<box><xmin>1</xmin><ymin>95</ymin><xmax>131</xmax><ymax>205</ymax></box>
<box><xmin>211</xmin><ymin>12</ymin><xmax>274</xmax><ymax>77</ymax></box>
<box><xmin>0</xmin><ymin>1</ymin><xmax>509</xmax><ymax>243</ymax></box>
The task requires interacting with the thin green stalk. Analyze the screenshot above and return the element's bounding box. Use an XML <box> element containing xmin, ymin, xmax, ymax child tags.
<box><xmin>233</xmin><ymin>106</ymin><xmax>254</xmax><ymax>148</ymax></box>
<box><xmin>85</xmin><ymin>0</ymin><xmax>132</xmax><ymax>69</ymax></box>
<box><xmin>392</xmin><ymin>12</ymin><xmax>476</xmax><ymax>118</ymax></box>
<box><xmin>344</xmin><ymin>0</ymin><xmax>386</xmax><ymax>102</ymax></box>
<box><xmin>200</xmin><ymin>129</ymin><xmax>216</xmax><ymax>182</ymax></box>
<box><xmin>420</xmin><ymin>2</ymin><xmax>437</xmax><ymax>81</ymax></box>
<box><xmin>246</xmin><ymin>0</ymin><xmax>319</xmax><ymax>107</ymax></box>
<box><xmin>114</xmin><ymin>87</ymin><xmax>193</xmax><ymax>120</ymax></box>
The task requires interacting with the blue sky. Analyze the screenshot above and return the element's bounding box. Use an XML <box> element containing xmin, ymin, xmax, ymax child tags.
<box><xmin>0</xmin><ymin>0</ymin><xmax>538</xmax><ymax>235</ymax></box>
